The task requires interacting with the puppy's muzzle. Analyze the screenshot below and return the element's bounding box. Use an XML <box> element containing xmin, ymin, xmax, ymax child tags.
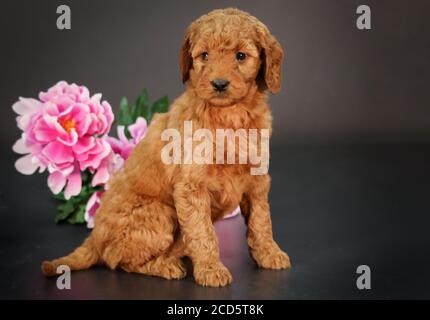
<box><xmin>211</xmin><ymin>78</ymin><xmax>230</xmax><ymax>92</ymax></box>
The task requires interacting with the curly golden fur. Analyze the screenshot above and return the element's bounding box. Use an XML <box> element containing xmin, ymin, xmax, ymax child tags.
<box><xmin>41</xmin><ymin>8</ymin><xmax>291</xmax><ymax>287</ymax></box>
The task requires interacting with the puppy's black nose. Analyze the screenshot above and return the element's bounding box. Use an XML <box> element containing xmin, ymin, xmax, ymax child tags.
<box><xmin>211</xmin><ymin>78</ymin><xmax>230</xmax><ymax>92</ymax></box>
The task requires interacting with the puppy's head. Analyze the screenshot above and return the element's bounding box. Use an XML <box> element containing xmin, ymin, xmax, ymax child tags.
<box><xmin>180</xmin><ymin>8</ymin><xmax>284</xmax><ymax>107</ymax></box>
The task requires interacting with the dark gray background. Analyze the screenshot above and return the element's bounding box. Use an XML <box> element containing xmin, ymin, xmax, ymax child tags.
<box><xmin>1</xmin><ymin>0</ymin><xmax>430</xmax><ymax>145</ymax></box>
<box><xmin>1</xmin><ymin>0</ymin><xmax>430</xmax><ymax>300</ymax></box>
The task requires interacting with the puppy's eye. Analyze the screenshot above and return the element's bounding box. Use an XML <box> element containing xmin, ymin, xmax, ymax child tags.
<box><xmin>201</xmin><ymin>52</ymin><xmax>209</xmax><ymax>61</ymax></box>
<box><xmin>236</xmin><ymin>52</ymin><xmax>246</xmax><ymax>61</ymax></box>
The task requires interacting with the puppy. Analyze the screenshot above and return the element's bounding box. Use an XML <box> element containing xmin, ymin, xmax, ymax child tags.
<box><xmin>42</xmin><ymin>8</ymin><xmax>291</xmax><ymax>287</ymax></box>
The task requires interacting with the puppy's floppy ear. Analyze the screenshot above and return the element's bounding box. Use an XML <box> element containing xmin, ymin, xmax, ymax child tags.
<box><xmin>256</xmin><ymin>24</ymin><xmax>284</xmax><ymax>94</ymax></box>
<box><xmin>180</xmin><ymin>31</ymin><xmax>192</xmax><ymax>83</ymax></box>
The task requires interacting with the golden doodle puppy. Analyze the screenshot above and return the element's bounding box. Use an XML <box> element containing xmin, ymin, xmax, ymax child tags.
<box><xmin>42</xmin><ymin>8</ymin><xmax>291</xmax><ymax>287</ymax></box>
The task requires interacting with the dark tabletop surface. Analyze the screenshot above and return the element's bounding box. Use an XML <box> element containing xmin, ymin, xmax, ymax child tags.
<box><xmin>1</xmin><ymin>144</ymin><xmax>429</xmax><ymax>299</ymax></box>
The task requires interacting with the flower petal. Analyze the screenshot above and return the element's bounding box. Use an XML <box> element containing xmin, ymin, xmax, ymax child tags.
<box><xmin>85</xmin><ymin>191</ymin><xmax>103</xmax><ymax>229</ymax></box>
<box><xmin>85</xmin><ymin>216</ymin><xmax>95</xmax><ymax>229</ymax></box>
<box><xmin>105</xmin><ymin>136</ymin><xmax>124</xmax><ymax>155</ymax></box>
<box><xmin>42</xmin><ymin>101</ymin><xmax>59</xmax><ymax>116</ymax></box>
<box><xmin>48</xmin><ymin>163</ymin><xmax>74</xmax><ymax>176</ymax></box>
<box><xmin>47</xmin><ymin>171</ymin><xmax>66</xmax><ymax>194</ymax></box>
<box><xmin>12</xmin><ymin>98</ymin><xmax>40</xmax><ymax>115</ymax></box>
<box><xmin>64</xmin><ymin>170</ymin><xmax>82</xmax><ymax>200</ymax></box>
<box><xmin>86</xmin><ymin>192</ymin><xmax>99</xmax><ymax>213</ymax></box>
<box><xmin>42</xmin><ymin>141</ymin><xmax>74</xmax><ymax>164</ymax></box>
<box><xmin>72</xmin><ymin>136</ymin><xmax>95</xmax><ymax>154</ymax></box>
<box><xmin>35</xmin><ymin>114</ymin><xmax>67</xmax><ymax>142</ymax></box>
<box><xmin>92</xmin><ymin>163</ymin><xmax>110</xmax><ymax>186</ymax></box>
<box><xmin>128</xmin><ymin>117</ymin><xmax>147</xmax><ymax>143</ymax></box>
<box><xmin>79</xmin><ymin>140</ymin><xmax>111</xmax><ymax>171</ymax></box>
<box><xmin>224</xmin><ymin>206</ymin><xmax>241</xmax><ymax>219</ymax></box>
<box><xmin>15</xmin><ymin>154</ymin><xmax>39</xmax><ymax>175</ymax></box>
<box><xmin>121</xmin><ymin>145</ymin><xmax>134</xmax><ymax>160</ymax></box>
<box><xmin>12</xmin><ymin>137</ymin><xmax>29</xmax><ymax>154</ymax></box>
<box><xmin>57</xmin><ymin>128</ymin><xmax>78</xmax><ymax>146</ymax></box>
<box><xmin>117</xmin><ymin>126</ymin><xmax>129</xmax><ymax>144</ymax></box>
<box><xmin>101</xmin><ymin>101</ymin><xmax>114</xmax><ymax>133</ymax></box>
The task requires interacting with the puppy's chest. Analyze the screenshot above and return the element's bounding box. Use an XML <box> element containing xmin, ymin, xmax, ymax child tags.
<box><xmin>206</xmin><ymin>165</ymin><xmax>249</xmax><ymax>218</ymax></box>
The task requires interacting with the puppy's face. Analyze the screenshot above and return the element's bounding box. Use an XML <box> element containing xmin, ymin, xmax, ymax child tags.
<box><xmin>189</xmin><ymin>38</ymin><xmax>261</xmax><ymax>107</ymax></box>
<box><xmin>181</xmin><ymin>9</ymin><xmax>284</xmax><ymax>107</ymax></box>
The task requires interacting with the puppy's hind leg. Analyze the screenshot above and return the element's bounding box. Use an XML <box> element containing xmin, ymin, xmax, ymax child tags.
<box><xmin>120</xmin><ymin>200</ymin><xmax>183</xmax><ymax>279</ymax></box>
<box><xmin>136</xmin><ymin>232</ymin><xmax>188</xmax><ymax>280</ymax></box>
<box><xmin>125</xmin><ymin>254</ymin><xmax>187</xmax><ymax>280</ymax></box>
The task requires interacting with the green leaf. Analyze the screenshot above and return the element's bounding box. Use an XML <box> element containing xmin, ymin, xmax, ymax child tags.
<box><xmin>55</xmin><ymin>201</ymin><xmax>76</xmax><ymax>223</ymax></box>
<box><xmin>67</xmin><ymin>204</ymin><xmax>86</xmax><ymax>224</ymax></box>
<box><xmin>151</xmin><ymin>96</ymin><xmax>169</xmax><ymax>116</ymax></box>
<box><xmin>119</xmin><ymin>97</ymin><xmax>132</xmax><ymax>127</ymax></box>
<box><xmin>77</xmin><ymin>188</ymin><xmax>87</xmax><ymax>200</ymax></box>
<box><xmin>133</xmin><ymin>102</ymin><xmax>149</xmax><ymax>122</ymax></box>
<box><xmin>120</xmin><ymin>96</ymin><xmax>128</xmax><ymax>108</ymax></box>
<box><xmin>133</xmin><ymin>89</ymin><xmax>150</xmax><ymax>121</ymax></box>
<box><xmin>51</xmin><ymin>169</ymin><xmax>102</xmax><ymax>225</ymax></box>
<box><xmin>52</xmin><ymin>192</ymin><xmax>65</xmax><ymax>201</ymax></box>
<box><xmin>81</xmin><ymin>171</ymin><xmax>91</xmax><ymax>184</ymax></box>
<box><xmin>57</xmin><ymin>201</ymin><xmax>75</xmax><ymax>215</ymax></box>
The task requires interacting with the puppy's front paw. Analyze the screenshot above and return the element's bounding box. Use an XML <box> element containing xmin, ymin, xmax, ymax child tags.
<box><xmin>252</xmin><ymin>248</ymin><xmax>291</xmax><ymax>270</ymax></box>
<box><xmin>194</xmin><ymin>261</ymin><xmax>233</xmax><ymax>287</ymax></box>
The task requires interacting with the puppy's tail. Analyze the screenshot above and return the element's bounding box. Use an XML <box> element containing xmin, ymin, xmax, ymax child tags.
<box><xmin>41</xmin><ymin>236</ymin><xmax>99</xmax><ymax>277</ymax></box>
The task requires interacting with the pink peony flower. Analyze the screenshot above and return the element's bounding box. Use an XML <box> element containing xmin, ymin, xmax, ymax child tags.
<box><xmin>106</xmin><ymin>117</ymin><xmax>147</xmax><ymax>160</ymax></box>
<box><xmin>12</xmin><ymin>81</ymin><xmax>114</xmax><ymax>199</ymax></box>
<box><xmin>83</xmin><ymin>118</ymin><xmax>147</xmax><ymax>228</ymax></box>
<box><xmin>84</xmin><ymin>191</ymin><xmax>103</xmax><ymax>229</ymax></box>
<box><xmin>224</xmin><ymin>206</ymin><xmax>241</xmax><ymax>219</ymax></box>
<box><xmin>84</xmin><ymin>153</ymin><xmax>124</xmax><ymax>229</ymax></box>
